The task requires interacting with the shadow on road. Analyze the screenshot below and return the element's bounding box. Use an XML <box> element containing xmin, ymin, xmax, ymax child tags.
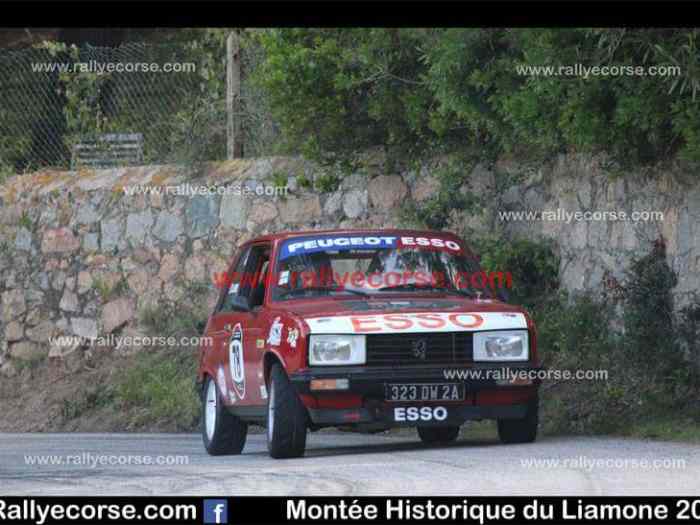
<box><xmin>244</xmin><ymin>436</ymin><xmax>506</xmax><ymax>459</ymax></box>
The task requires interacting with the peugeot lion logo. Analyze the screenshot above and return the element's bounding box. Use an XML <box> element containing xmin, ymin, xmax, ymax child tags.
<box><xmin>411</xmin><ymin>338</ymin><xmax>427</xmax><ymax>360</ymax></box>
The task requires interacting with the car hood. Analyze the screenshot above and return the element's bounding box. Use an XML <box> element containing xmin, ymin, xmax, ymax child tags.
<box><xmin>289</xmin><ymin>296</ymin><xmax>528</xmax><ymax>334</ymax></box>
<box><xmin>283</xmin><ymin>295</ymin><xmax>523</xmax><ymax>317</ymax></box>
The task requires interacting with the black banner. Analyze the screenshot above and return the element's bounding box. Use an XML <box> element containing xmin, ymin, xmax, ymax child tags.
<box><xmin>1</xmin><ymin>496</ymin><xmax>700</xmax><ymax>524</ymax></box>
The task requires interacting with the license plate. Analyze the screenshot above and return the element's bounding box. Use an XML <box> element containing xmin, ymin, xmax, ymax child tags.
<box><xmin>385</xmin><ymin>383</ymin><xmax>464</xmax><ymax>402</ymax></box>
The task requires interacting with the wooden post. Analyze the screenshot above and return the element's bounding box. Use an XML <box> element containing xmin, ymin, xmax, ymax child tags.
<box><xmin>226</xmin><ymin>31</ymin><xmax>243</xmax><ymax>159</ymax></box>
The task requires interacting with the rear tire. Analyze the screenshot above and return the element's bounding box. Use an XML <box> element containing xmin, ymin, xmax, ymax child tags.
<box><xmin>497</xmin><ymin>397</ymin><xmax>539</xmax><ymax>444</ymax></box>
<box><xmin>267</xmin><ymin>363</ymin><xmax>308</xmax><ymax>459</ymax></box>
<box><xmin>417</xmin><ymin>425</ymin><xmax>460</xmax><ymax>445</ymax></box>
<box><xmin>201</xmin><ymin>376</ymin><xmax>248</xmax><ymax>455</ymax></box>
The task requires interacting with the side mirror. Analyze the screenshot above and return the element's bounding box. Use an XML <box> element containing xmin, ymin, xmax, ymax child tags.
<box><xmin>230</xmin><ymin>295</ymin><xmax>251</xmax><ymax>312</ymax></box>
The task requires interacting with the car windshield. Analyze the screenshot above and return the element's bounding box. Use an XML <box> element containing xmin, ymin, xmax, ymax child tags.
<box><xmin>272</xmin><ymin>233</ymin><xmax>503</xmax><ymax>301</ymax></box>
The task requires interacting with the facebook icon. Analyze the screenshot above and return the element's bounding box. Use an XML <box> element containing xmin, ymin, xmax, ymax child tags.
<box><xmin>203</xmin><ymin>499</ymin><xmax>228</xmax><ymax>524</ymax></box>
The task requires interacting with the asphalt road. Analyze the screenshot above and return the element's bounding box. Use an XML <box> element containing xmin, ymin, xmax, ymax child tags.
<box><xmin>1</xmin><ymin>432</ymin><xmax>699</xmax><ymax>495</ymax></box>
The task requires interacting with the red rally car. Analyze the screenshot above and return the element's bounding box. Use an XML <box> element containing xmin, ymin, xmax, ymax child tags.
<box><xmin>197</xmin><ymin>229</ymin><xmax>542</xmax><ymax>459</ymax></box>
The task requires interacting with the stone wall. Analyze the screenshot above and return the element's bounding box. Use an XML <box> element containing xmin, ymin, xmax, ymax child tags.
<box><xmin>0</xmin><ymin>155</ymin><xmax>698</xmax><ymax>376</ymax></box>
<box><xmin>481</xmin><ymin>155</ymin><xmax>699</xmax><ymax>303</ymax></box>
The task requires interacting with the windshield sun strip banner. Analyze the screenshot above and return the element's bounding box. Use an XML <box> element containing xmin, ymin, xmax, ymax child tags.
<box><xmin>278</xmin><ymin>235</ymin><xmax>463</xmax><ymax>260</ymax></box>
<box><xmin>304</xmin><ymin>312</ymin><xmax>527</xmax><ymax>334</ymax></box>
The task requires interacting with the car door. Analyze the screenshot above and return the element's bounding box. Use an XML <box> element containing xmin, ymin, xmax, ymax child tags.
<box><xmin>207</xmin><ymin>244</ymin><xmax>252</xmax><ymax>407</ymax></box>
<box><xmin>236</xmin><ymin>242</ymin><xmax>272</xmax><ymax>407</ymax></box>
<box><xmin>209</xmin><ymin>242</ymin><xmax>271</xmax><ymax>409</ymax></box>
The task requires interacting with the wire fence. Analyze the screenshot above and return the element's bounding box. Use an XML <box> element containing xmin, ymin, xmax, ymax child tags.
<box><xmin>0</xmin><ymin>37</ymin><xmax>276</xmax><ymax>174</ymax></box>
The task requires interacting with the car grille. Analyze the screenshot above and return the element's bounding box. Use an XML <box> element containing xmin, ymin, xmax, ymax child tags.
<box><xmin>365</xmin><ymin>332</ymin><xmax>473</xmax><ymax>366</ymax></box>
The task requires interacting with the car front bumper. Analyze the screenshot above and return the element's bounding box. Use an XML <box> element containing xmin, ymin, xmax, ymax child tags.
<box><xmin>290</xmin><ymin>363</ymin><xmax>541</xmax><ymax>427</ymax></box>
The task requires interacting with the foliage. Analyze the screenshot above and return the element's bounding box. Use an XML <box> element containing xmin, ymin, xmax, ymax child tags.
<box><xmin>535</xmin><ymin>293</ymin><xmax>630</xmax><ymax>434</ymax></box>
<box><xmin>476</xmin><ymin>236</ymin><xmax>560</xmax><ymax>308</ymax></box>
<box><xmin>17</xmin><ymin>211</ymin><xmax>33</xmax><ymax>230</ymax></box>
<box><xmin>116</xmin><ymin>296</ymin><xmax>209</xmax><ymax>429</ymax></box>
<box><xmin>0</xmin><ymin>43</ymin><xmax>68</xmax><ymax>170</ymax></box>
<box><xmin>2</xmin><ymin>31</ymin><xmax>267</xmax><ymax>171</ymax></box>
<box><xmin>470</xmin><ymin>236</ymin><xmax>699</xmax><ymax>436</ymax></box>
<box><xmin>115</xmin><ymin>348</ymin><xmax>199</xmax><ymax>430</ymax></box>
<box><xmin>253</xmin><ymin>28</ymin><xmax>700</xmax><ymax>168</ymax></box>
<box><xmin>400</xmin><ymin>157</ymin><xmax>482</xmax><ymax>230</ymax></box>
<box><xmin>314</xmin><ymin>173</ymin><xmax>341</xmax><ymax>193</ymax></box>
<box><xmin>61</xmin><ymin>385</ymin><xmax>115</xmax><ymax>420</ymax></box>
<box><xmin>139</xmin><ymin>283</ymin><xmax>209</xmax><ymax>338</ymax></box>
<box><xmin>54</xmin><ymin>38</ymin><xmax>228</xmax><ymax>171</ymax></box>
<box><xmin>538</xmin><ymin>286</ymin><xmax>699</xmax><ymax>436</ymax></box>
<box><xmin>270</xmin><ymin>170</ymin><xmax>288</xmax><ymax>191</ymax></box>
<box><xmin>621</xmin><ymin>238</ymin><xmax>678</xmax><ymax>367</ymax></box>
<box><xmin>252</xmin><ymin>29</ymin><xmax>436</xmax><ymax>165</ymax></box>
<box><xmin>12</xmin><ymin>353</ymin><xmax>47</xmax><ymax>373</ymax></box>
<box><xmin>677</xmin><ymin>297</ymin><xmax>700</xmax><ymax>367</ymax></box>
<box><xmin>93</xmin><ymin>277</ymin><xmax>128</xmax><ymax>303</ymax></box>
<box><xmin>139</xmin><ymin>302</ymin><xmax>204</xmax><ymax>338</ymax></box>
<box><xmin>296</xmin><ymin>175</ymin><xmax>313</xmax><ymax>190</ymax></box>
<box><xmin>6</xmin><ymin>28</ymin><xmax>700</xmax><ymax>171</ymax></box>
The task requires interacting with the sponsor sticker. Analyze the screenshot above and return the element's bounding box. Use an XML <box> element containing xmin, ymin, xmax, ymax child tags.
<box><xmin>256</xmin><ymin>338</ymin><xmax>265</xmax><ymax>349</ymax></box>
<box><xmin>228</xmin><ymin>323</ymin><xmax>245</xmax><ymax>400</ymax></box>
<box><xmin>267</xmin><ymin>317</ymin><xmax>283</xmax><ymax>346</ymax></box>
<box><xmin>216</xmin><ymin>365</ymin><xmax>228</xmax><ymax>400</ymax></box>
<box><xmin>278</xmin><ymin>270</ymin><xmax>290</xmax><ymax>285</ymax></box>
<box><xmin>287</xmin><ymin>327</ymin><xmax>299</xmax><ymax>348</ymax></box>
<box><xmin>260</xmin><ymin>384</ymin><xmax>268</xmax><ymax>400</ymax></box>
<box><xmin>394</xmin><ymin>406</ymin><xmax>448</xmax><ymax>422</ymax></box>
<box><xmin>304</xmin><ymin>311</ymin><xmax>527</xmax><ymax>334</ymax></box>
<box><xmin>279</xmin><ymin>235</ymin><xmax>464</xmax><ymax>260</ymax></box>
<box><xmin>279</xmin><ymin>235</ymin><xmax>398</xmax><ymax>260</ymax></box>
<box><xmin>396</xmin><ymin>236</ymin><xmax>463</xmax><ymax>254</ymax></box>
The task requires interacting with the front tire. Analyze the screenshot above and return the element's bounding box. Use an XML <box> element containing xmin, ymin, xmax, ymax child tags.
<box><xmin>202</xmin><ymin>376</ymin><xmax>248</xmax><ymax>455</ymax></box>
<box><xmin>417</xmin><ymin>425</ymin><xmax>460</xmax><ymax>445</ymax></box>
<box><xmin>497</xmin><ymin>397</ymin><xmax>539</xmax><ymax>444</ymax></box>
<box><xmin>267</xmin><ymin>363</ymin><xmax>308</xmax><ymax>459</ymax></box>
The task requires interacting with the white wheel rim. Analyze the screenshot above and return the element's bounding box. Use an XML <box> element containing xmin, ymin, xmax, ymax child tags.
<box><xmin>267</xmin><ymin>381</ymin><xmax>275</xmax><ymax>441</ymax></box>
<box><xmin>205</xmin><ymin>380</ymin><xmax>217</xmax><ymax>441</ymax></box>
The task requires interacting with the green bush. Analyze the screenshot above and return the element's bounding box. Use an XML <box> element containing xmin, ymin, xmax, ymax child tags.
<box><xmin>401</xmin><ymin>158</ymin><xmax>483</xmax><ymax>230</ymax></box>
<box><xmin>115</xmin><ymin>348</ymin><xmax>199</xmax><ymax>430</ymax></box>
<box><xmin>536</xmin><ymin>293</ymin><xmax>630</xmax><ymax>434</ymax></box>
<box><xmin>253</xmin><ymin>28</ymin><xmax>700</xmax><ymax>168</ymax></box>
<box><xmin>677</xmin><ymin>298</ymin><xmax>700</xmax><ymax>367</ymax></box>
<box><xmin>471</xmin><ymin>236</ymin><xmax>699</xmax><ymax>436</ymax></box>
<box><xmin>115</xmin><ymin>296</ymin><xmax>209</xmax><ymax>430</ymax></box>
<box><xmin>62</xmin><ymin>386</ymin><xmax>115</xmax><ymax>421</ymax></box>
<box><xmin>621</xmin><ymin>239</ymin><xmax>678</xmax><ymax>368</ymax></box>
<box><xmin>314</xmin><ymin>173</ymin><xmax>341</xmax><ymax>193</ymax></box>
<box><xmin>138</xmin><ymin>297</ymin><xmax>206</xmax><ymax>338</ymax></box>
<box><xmin>475</xmin><ymin>236</ymin><xmax>559</xmax><ymax>308</ymax></box>
<box><xmin>251</xmin><ymin>29</ymin><xmax>440</xmax><ymax>165</ymax></box>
